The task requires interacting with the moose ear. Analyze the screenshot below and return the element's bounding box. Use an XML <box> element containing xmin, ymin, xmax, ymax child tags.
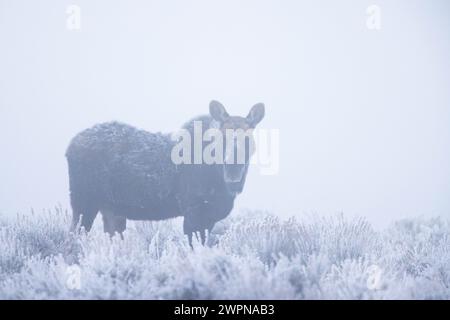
<box><xmin>246</xmin><ymin>103</ymin><xmax>265</xmax><ymax>127</ymax></box>
<box><xmin>209</xmin><ymin>100</ymin><xmax>229</xmax><ymax>123</ymax></box>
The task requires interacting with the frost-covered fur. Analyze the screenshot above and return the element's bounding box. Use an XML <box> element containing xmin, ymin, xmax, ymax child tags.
<box><xmin>0</xmin><ymin>209</ymin><xmax>448</xmax><ymax>300</ymax></box>
<box><xmin>66</xmin><ymin>116</ymin><xmax>237</xmax><ymax>241</ymax></box>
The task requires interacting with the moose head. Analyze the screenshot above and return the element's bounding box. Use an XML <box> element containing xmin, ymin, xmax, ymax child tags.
<box><xmin>209</xmin><ymin>100</ymin><xmax>265</xmax><ymax>195</ymax></box>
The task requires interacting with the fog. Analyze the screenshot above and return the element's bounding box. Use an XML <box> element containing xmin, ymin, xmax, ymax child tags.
<box><xmin>1</xmin><ymin>0</ymin><xmax>449</xmax><ymax>227</ymax></box>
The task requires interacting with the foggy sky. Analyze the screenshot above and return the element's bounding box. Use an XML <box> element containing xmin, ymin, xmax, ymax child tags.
<box><xmin>1</xmin><ymin>0</ymin><xmax>449</xmax><ymax>227</ymax></box>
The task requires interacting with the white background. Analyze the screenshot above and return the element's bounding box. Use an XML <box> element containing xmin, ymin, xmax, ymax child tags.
<box><xmin>0</xmin><ymin>0</ymin><xmax>449</xmax><ymax>226</ymax></box>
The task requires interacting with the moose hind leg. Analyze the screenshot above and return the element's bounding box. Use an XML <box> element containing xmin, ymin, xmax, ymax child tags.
<box><xmin>79</xmin><ymin>209</ymin><xmax>99</xmax><ymax>232</ymax></box>
<box><xmin>69</xmin><ymin>187</ymin><xmax>98</xmax><ymax>233</ymax></box>
<box><xmin>70</xmin><ymin>210</ymin><xmax>81</xmax><ymax>232</ymax></box>
<box><xmin>69</xmin><ymin>206</ymin><xmax>98</xmax><ymax>233</ymax></box>
<box><xmin>102</xmin><ymin>211</ymin><xmax>127</xmax><ymax>237</ymax></box>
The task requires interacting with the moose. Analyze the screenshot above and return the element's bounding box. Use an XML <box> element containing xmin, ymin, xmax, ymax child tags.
<box><xmin>66</xmin><ymin>100</ymin><xmax>265</xmax><ymax>246</ymax></box>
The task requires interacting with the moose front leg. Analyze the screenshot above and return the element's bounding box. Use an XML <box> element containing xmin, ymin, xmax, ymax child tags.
<box><xmin>183</xmin><ymin>216</ymin><xmax>195</xmax><ymax>248</ymax></box>
<box><xmin>199</xmin><ymin>229</ymin><xmax>206</xmax><ymax>245</ymax></box>
<box><xmin>187</xmin><ymin>232</ymin><xmax>194</xmax><ymax>249</ymax></box>
<box><xmin>183</xmin><ymin>214</ymin><xmax>213</xmax><ymax>248</ymax></box>
<box><xmin>185</xmin><ymin>229</ymin><xmax>208</xmax><ymax>248</ymax></box>
<box><xmin>184</xmin><ymin>218</ymin><xmax>203</xmax><ymax>248</ymax></box>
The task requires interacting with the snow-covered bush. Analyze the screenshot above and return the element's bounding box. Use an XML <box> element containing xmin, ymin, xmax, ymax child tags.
<box><xmin>0</xmin><ymin>209</ymin><xmax>448</xmax><ymax>299</ymax></box>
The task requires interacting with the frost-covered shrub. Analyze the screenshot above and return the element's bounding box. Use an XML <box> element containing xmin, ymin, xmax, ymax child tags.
<box><xmin>377</xmin><ymin>217</ymin><xmax>450</xmax><ymax>299</ymax></box>
<box><xmin>306</xmin><ymin>215</ymin><xmax>381</xmax><ymax>264</ymax></box>
<box><xmin>0</xmin><ymin>206</ymin><xmax>77</xmax><ymax>275</ymax></box>
<box><xmin>220</xmin><ymin>213</ymin><xmax>379</xmax><ymax>265</ymax></box>
<box><xmin>220</xmin><ymin>214</ymin><xmax>306</xmax><ymax>264</ymax></box>
<box><xmin>381</xmin><ymin>217</ymin><xmax>449</xmax><ymax>275</ymax></box>
<box><xmin>0</xmin><ymin>209</ymin><xmax>448</xmax><ymax>299</ymax></box>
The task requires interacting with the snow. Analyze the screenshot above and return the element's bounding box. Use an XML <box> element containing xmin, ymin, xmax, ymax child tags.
<box><xmin>0</xmin><ymin>207</ymin><xmax>448</xmax><ymax>299</ymax></box>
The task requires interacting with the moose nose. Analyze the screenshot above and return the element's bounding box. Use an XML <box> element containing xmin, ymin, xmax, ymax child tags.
<box><xmin>224</xmin><ymin>164</ymin><xmax>245</xmax><ymax>183</ymax></box>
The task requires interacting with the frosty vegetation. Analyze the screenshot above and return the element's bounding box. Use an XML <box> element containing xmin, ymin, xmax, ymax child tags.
<box><xmin>0</xmin><ymin>207</ymin><xmax>448</xmax><ymax>299</ymax></box>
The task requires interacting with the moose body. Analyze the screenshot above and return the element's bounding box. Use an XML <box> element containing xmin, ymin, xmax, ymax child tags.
<box><xmin>66</xmin><ymin>101</ymin><xmax>264</xmax><ymax>245</ymax></box>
